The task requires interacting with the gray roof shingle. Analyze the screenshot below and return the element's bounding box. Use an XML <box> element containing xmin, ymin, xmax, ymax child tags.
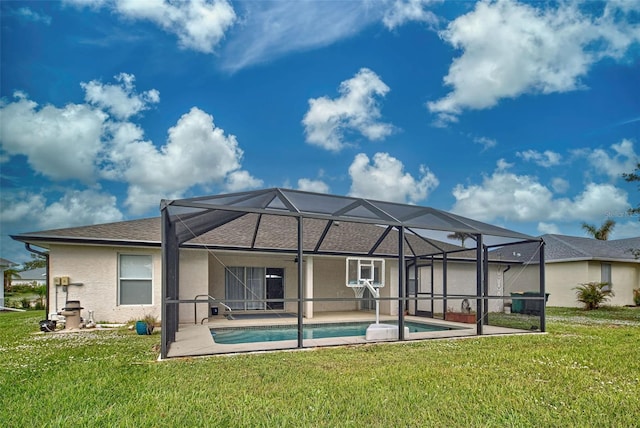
<box><xmin>12</xmin><ymin>215</ymin><xmax>470</xmax><ymax>257</ymax></box>
<box><xmin>491</xmin><ymin>234</ymin><xmax>640</xmax><ymax>263</ymax></box>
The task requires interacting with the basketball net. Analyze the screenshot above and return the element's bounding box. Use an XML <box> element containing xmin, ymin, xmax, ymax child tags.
<box><xmin>351</xmin><ymin>286</ymin><xmax>366</xmax><ymax>299</ymax></box>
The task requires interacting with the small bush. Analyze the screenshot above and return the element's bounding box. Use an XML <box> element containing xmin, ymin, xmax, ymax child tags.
<box><xmin>633</xmin><ymin>288</ymin><xmax>640</xmax><ymax>306</ymax></box>
<box><xmin>574</xmin><ymin>281</ymin><xmax>614</xmax><ymax>310</ymax></box>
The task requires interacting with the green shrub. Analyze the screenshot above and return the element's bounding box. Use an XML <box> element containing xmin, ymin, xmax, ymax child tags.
<box><xmin>633</xmin><ymin>288</ymin><xmax>640</xmax><ymax>306</ymax></box>
<box><xmin>20</xmin><ymin>298</ymin><xmax>31</xmax><ymax>309</ymax></box>
<box><xmin>574</xmin><ymin>281</ymin><xmax>614</xmax><ymax>310</ymax></box>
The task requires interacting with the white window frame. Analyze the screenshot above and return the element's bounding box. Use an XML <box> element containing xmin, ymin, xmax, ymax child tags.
<box><xmin>118</xmin><ymin>254</ymin><xmax>153</xmax><ymax>306</ymax></box>
<box><xmin>601</xmin><ymin>263</ymin><xmax>612</xmax><ymax>286</ymax></box>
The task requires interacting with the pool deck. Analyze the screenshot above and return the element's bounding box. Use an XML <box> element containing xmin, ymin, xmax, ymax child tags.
<box><xmin>165</xmin><ymin>311</ymin><xmax>535</xmax><ymax>358</ymax></box>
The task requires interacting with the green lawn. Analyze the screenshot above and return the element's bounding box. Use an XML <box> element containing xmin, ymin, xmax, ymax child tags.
<box><xmin>1</xmin><ymin>307</ymin><xmax>639</xmax><ymax>427</ymax></box>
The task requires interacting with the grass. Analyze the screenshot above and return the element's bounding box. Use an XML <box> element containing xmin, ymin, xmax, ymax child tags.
<box><xmin>1</xmin><ymin>307</ymin><xmax>639</xmax><ymax>427</ymax></box>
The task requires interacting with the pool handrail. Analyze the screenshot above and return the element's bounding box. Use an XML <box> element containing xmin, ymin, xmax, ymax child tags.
<box><xmin>193</xmin><ymin>294</ymin><xmax>232</xmax><ymax>324</ymax></box>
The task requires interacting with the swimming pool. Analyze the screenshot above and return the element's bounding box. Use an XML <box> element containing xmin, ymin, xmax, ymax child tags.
<box><xmin>211</xmin><ymin>321</ymin><xmax>455</xmax><ymax>344</ymax></box>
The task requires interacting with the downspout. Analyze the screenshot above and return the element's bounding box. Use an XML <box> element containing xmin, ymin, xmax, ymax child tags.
<box><xmin>24</xmin><ymin>244</ymin><xmax>50</xmax><ymax>316</ymax></box>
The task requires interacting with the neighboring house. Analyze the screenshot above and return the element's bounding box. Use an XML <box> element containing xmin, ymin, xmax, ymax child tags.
<box><xmin>1</xmin><ymin>258</ymin><xmax>18</xmax><ymax>308</ymax></box>
<box><xmin>494</xmin><ymin>234</ymin><xmax>640</xmax><ymax>307</ymax></box>
<box><xmin>11</xmin><ymin>267</ymin><xmax>46</xmax><ymax>286</ymax></box>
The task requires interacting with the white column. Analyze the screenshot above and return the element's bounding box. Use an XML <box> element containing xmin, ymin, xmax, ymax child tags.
<box><xmin>304</xmin><ymin>256</ymin><xmax>314</xmax><ymax>318</ymax></box>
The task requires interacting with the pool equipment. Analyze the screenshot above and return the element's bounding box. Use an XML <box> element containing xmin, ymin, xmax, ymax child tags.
<box><xmin>59</xmin><ymin>300</ymin><xmax>83</xmax><ymax>330</ymax></box>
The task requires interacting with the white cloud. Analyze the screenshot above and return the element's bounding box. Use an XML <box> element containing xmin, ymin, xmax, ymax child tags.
<box><xmin>567</xmin><ymin>182</ymin><xmax>630</xmax><ymax>221</ymax></box>
<box><xmin>452</xmin><ymin>161</ymin><xmax>631</xmax><ymax>223</ymax></box>
<box><xmin>302</xmin><ymin>68</ymin><xmax>394</xmax><ymax>151</ymax></box>
<box><xmin>0</xmin><ymin>188</ymin><xmax>124</xmax><ymax>264</ymax></box>
<box><xmin>38</xmin><ymin>189</ymin><xmax>124</xmax><ymax>229</ymax></box>
<box><xmin>1</xmin><ymin>72</ymin><xmax>259</xmax><ymax>216</ymax></box>
<box><xmin>15</xmin><ymin>7</ymin><xmax>52</xmax><ymax>25</ymax></box>
<box><xmin>611</xmin><ymin>220</ymin><xmax>640</xmax><ymax>240</ymax></box>
<box><xmin>348</xmin><ymin>152</ymin><xmax>439</xmax><ymax>204</ymax></box>
<box><xmin>586</xmin><ymin>139</ymin><xmax>638</xmax><ymax>180</ymax></box>
<box><xmin>0</xmin><ymin>92</ymin><xmax>107</xmax><ymax>182</ymax></box>
<box><xmin>382</xmin><ymin>0</ymin><xmax>439</xmax><ymax>30</ymax></box>
<box><xmin>428</xmin><ymin>0</ymin><xmax>640</xmax><ymax>124</ymax></box>
<box><xmin>0</xmin><ymin>192</ymin><xmax>46</xmax><ymax>224</ymax></box>
<box><xmin>551</xmin><ymin>177</ymin><xmax>570</xmax><ymax>194</ymax></box>
<box><xmin>496</xmin><ymin>158</ymin><xmax>513</xmax><ymax>171</ymax></box>
<box><xmin>0</xmin><ymin>189</ymin><xmax>122</xmax><ymax>230</ymax></box>
<box><xmin>104</xmin><ymin>107</ymin><xmax>245</xmax><ymax>214</ymax></box>
<box><xmin>473</xmin><ymin>136</ymin><xmax>497</xmax><ymax>150</ymax></box>
<box><xmin>537</xmin><ymin>222</ymin><xmax>560</xmax><ymax>235</ymax></box>
<box><xmin>66</xmin><ymin>0</ymin><xmax>236</xmax><ymax>53</ymax></box>
<box><xmin>81</xmin><ymin>73</ymin><xmax>159</xmax><ymax>120</ymax></box>
<box><xmin>221</xmin><ymin>1</ymin><xmax>379</xmax><ymax>72</ymax></box>
<box><xmin>297</xmin><ymin>178</ymin><xmax>330</xmax><ymax>194</ymax></box>
<box><xmin>517</xmin><ymin>149</ymin><xmax>562</xmax><ymax>167</ymax></box>
<box><xmin>225</xmin><ymin>170</ymin><xmax>263</xmax><ymax>192</ymax></box>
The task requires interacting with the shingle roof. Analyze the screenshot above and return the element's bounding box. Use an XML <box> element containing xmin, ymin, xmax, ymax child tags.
<box><xmin>12</xmin><ymin>215</ymin><xmax>468</xmax><ymax>257</ymax></box>
<box><xmin>14</xmin><ymin>267</ymin><xmax>46</xmax><ymax>280</ymax></box>
<box><xmin>14</xmin><ymin>218</ymin><xmax>161</xmax><ymax>244</ymax></box>
<box><xmin>491</xmin><ymin>234</ymin><xmax>640</xmax><ymax>264</ymax></box>
<box><xmin>544</xmin><ymin>234</ymin><xmax>640</xmax><ymax>261</ymax></box>
<box><xmin>0</xmin><ymin>258</ymin><xmax>18</xmax><ymax>267</ymax></box>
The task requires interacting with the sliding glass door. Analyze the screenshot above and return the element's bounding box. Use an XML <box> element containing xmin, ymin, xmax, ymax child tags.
<box><xmin>225</xmin><ymin>267</ymin><xmax>284</xmax><ymax>311</ymax></box>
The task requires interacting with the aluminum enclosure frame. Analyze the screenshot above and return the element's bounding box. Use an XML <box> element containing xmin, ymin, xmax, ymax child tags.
<box><xmin>161</xmin><ymin>188</ymin><xmax>545</xmax><ymax>358</ymax></box>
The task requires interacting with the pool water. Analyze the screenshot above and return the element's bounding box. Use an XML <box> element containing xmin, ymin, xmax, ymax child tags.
<box><xmin>211</xmin><ymin>321</ymin><xmax>454</xmax><ymax>344</ymax></box>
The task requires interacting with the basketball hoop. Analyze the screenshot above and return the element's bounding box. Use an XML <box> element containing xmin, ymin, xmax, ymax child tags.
<box><xmin>346</xmin><ymin>257</ymin><xmax>386</xmax><ymax>325</ymax></box>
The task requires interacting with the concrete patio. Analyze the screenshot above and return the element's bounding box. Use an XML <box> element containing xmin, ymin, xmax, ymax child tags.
<box><xmin>165</xmin><ymin>311</ymin><xmax>533</xmax><ymax>358</ymax></box>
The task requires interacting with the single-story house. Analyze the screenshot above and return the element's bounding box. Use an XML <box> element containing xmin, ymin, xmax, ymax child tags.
<box><xmin>12</xmin><ymin>188</ymin><xmax>545</xmax><ymax>358</ymax></box>
<box><xmin>1</xmin><ymin>257</ymin><xmax>18</xmax><ymax>308</ymax></box>
<box><xmin>493</xmin><ymin>234</ymin><xmax>640</xmax><ymax>307</ymax></box>
<box><xmin>11</xmin><ymin>267</ymin><xmax>47</xmax><ymax>287</ymax></box>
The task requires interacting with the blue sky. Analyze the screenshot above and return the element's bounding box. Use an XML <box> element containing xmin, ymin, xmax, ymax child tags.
<box><xmin>1</xmin><ymin>0</ymin><xmax>639</xmax><ymax>263</ymax></box>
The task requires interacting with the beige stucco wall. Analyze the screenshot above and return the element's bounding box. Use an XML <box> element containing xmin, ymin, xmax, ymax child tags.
<box><xmin>178</xmin><ymin>249</ymin><xmax>209</xmax><ymax>323</ymax></box>
<box><xmin>47</xmin><ymin>241</ymin><xmax>638</xmax><ymax>324</ymax></box>
<box><xmin>209</xmin><ymin>253</ymin><xmax>300</xmax><ymax>313</ymax></box>
<box><xmin>507</xmin><ymin>260</ymin><xmax>639</xmax><ymax>307</ymax></box>
<box><xmin>48</xmin><ymin>244</ymin><xmax>161</xmax><ymax>323</ymax></box>
<box><xmin>413</xmin><ymin>261</ymin><xmax>538</xmax><ymax>315</ymax></box>
<box><xmin>546</xmin><ymin>260</ymin><xmax>638</xmax><ymax>307</ymax></box>
<box><xmin>48</xmin><ymin>244</ymin><xmax>208</xmax><ymax>323</ymax></box>
<box><xmin>207</xmin><ymin>253</ymin><xmax>402</xmax><ymax>317</ymax></box>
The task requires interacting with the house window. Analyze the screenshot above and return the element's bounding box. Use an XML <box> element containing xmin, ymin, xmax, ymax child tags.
<box><xmin>119</xmin><ymin>254</ymin><xmax>152</xmax><ymax>305</ymax></box>
<box><xmin>601</xmin><ymin>263</ymin><xmax>612</xmax><ymax>286</ymax></box>
<box><xmin>225</xmin><ymin>267</ymin><xmax>284</xmax><ymax>311</ymax></box>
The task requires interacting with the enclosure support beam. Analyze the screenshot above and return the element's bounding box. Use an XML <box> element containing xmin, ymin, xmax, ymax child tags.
<box><xmin>539</xmin><ymin>241</ymin><xmax>546</xmax><ymax>332</ymax></box>
<box><xmin>442</xmin><ymin>253</ymin><xmax>447</xmax><ymax>320</ymax></box>
<box><xmin>161</xmin><ymin>206</ymin><xmax>179</xmax><ymax>359</ymax></box>
<box><xmin>412</xmin><ymin>259</ymin><xmax>418</xmax><ymax>316</ymax></box>
<box><xmin>297</xmin><ymin>216</ymin><xmax>304</xmax><ymax>348</ymax></box>
<box><xmin>398</xmin><ymin>226</ymin><xmax>405</xmax><ymax>340</ymax></box>
<box><xmin>475</xmin><ymin>234</ymin><xmax>483</xmax><ymax>335</ymax></box>
<box><xmin>483</xmin><ymin>245</ymin><xmax>489</xmax><ymax>325</ymax></box>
